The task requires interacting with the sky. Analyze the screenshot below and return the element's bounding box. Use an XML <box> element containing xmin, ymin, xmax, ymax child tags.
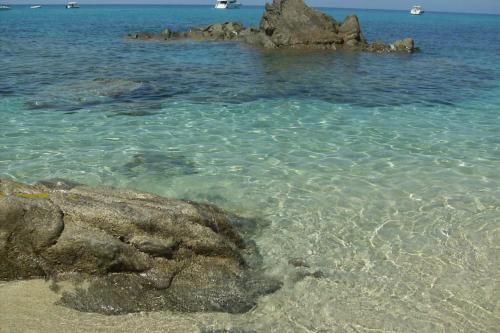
<box><xmin>5</xmin><ymin>0</ymin><xmax>500</xmax><ymax>15</ymax></box>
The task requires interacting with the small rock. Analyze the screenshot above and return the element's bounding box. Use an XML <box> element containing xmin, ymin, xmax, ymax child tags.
<box><xmin>288</xmin><ymin>258</ymin><xmax>310</xmax><ymax>268</ymax></box>
<box><xmin>160</xmin><ymin>28</ymin><xmax>173</xmax><ymax>39</ymax></box>
<box><xmin>392</xmin><ymin>38</ymin><xmax>416</xmax><ymax>52</ymax></box>
<box><xmin>292</xmin><ymin>269</ymin><xmax>326</xmax><ymax>283</ymax></box>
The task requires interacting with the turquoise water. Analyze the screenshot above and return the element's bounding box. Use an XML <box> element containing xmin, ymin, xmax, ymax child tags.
<box><xmin>1</xmin><ymin>5</ymin><xmax>500</xmax><ymax>332</ymax></box>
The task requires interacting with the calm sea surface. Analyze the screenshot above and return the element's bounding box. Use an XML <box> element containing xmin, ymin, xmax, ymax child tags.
<box><xmin>0</xmin><ymin>5</ymin><xmax>499</xmax><ymax>332</ymax></box>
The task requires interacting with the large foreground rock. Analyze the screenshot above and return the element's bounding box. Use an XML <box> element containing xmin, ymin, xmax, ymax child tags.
<box><xmin>127</xmin><ymin>0</ymin><xmax>417</xmax><ymax>53</ymax></box>
<box><xmin>0</xmin><ymin>179</ymin><xmax>280</xmax><ymax>315</ymax></box>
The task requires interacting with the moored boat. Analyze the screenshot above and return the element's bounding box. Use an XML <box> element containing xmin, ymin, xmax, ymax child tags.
<box><xmin>66</xmin><ymin>1</ymin><xmax>79</xmax><ymax>9</ymax></box>
<box><xmin>30</xmin><ymin>5</ymin><xmax>42</xmax><ymax>9</ymax></box>
<box><xmin>410</xmin><ymin>6</ymin><xmax>424</xmax><ymax>15</ymax></box>
<box><xmin>215</xmin><ymin>0</ymin><xmax>241</xmax><ymax>9</ymax></box>
<box><xmin>0</xmin><ymin>4</ymin><xmax>11</xmax><ymax>10</ymax></box>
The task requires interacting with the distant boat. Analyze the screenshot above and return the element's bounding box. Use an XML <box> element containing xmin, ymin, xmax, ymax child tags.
<box><xmin>30</xmin><ymin>5</ymin><xmax>42</xmax><ymax>9</ymax></box>
<box><xmin>66</xmin><ymin>1</ymin><xmax>79</xmax><ymax>9</ymax></box>
<box><xmin>0</xmin><ymin>4</ymin><xmax>10</xmax><ymax>10</ymax></box>
<box><xmin>215</xmin><ymin>0</ymin><xmax>241</xmax><ymax>9</ymax></box>
<box><xmin>410</xmin><ymin>6</ymin><xmax>424</xmax><ymax>15</ymax></box>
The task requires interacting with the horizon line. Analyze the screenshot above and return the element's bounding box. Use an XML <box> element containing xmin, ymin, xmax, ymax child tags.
<box><xmin>4</xmin><ymin>3</ymin><xmax>500</xmax><ymax>16</ymax></box>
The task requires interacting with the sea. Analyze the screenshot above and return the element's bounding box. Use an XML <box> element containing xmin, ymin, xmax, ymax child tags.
<box><xmin>0</xmin><ymin>5</ymin><xmax>499</xmax><ymax>333</ymax></box>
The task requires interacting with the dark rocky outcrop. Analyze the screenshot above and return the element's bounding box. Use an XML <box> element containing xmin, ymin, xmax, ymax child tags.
<box><xmin>128</xmin><ymin>22</ymin><xmax>247</xmax><ymax>42</ymax></box>
<box><xmin>257</xmin><ymin>0</ymin><xmax>363</xmax><ymax>49</ymax></box>
<box><xmin>365</xmin><ymin>37</ymin><xmax>416</xmax><ymax>53</ymax></box>
<box><xmin>127</xmin><ymin>0</ymin><xmax>418</xmax><ymax>53</ymax></box>
<box><xmin>0</xmin><ymin>178</ymin><xmax>280</xmax><ymax>315</ymax></box>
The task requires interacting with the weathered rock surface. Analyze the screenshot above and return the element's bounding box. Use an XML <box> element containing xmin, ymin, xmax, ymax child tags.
<box><xmin>258</xmin><ymin>0</ymin><xmax>362</xmax><ymax>49</ymax></box>
<box><xmin>0</xmin><ymin>179</ymin><xmax>280</xmax><ymax>315</ymax></box>
<box><xmin>127</xmin><ymin>0</ymin><xmax>417</xmax><ymax>53</ymax></box>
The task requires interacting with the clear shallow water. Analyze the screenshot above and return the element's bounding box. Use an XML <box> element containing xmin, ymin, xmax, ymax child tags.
<box><xmin>1</xmin><ymin>5</ymin><xmax>499</xmax><ymax>333</ymax></box>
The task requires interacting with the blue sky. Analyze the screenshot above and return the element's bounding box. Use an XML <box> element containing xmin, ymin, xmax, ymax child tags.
<box><xmin>6</xmin><ymin>0</ymin><xmax>500</xmax><ymax>14</ymax></box>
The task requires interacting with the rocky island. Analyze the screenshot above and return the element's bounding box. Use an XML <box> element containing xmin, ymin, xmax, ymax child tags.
<box><xmin>0</xmin><ymin>178</ymin><xmax>281</xmax><ymax>315</ymax></box>
<box><xmin>128</xmin><ymin>0</ymin><xmax>418</xmax><ymax>53</ymax></box>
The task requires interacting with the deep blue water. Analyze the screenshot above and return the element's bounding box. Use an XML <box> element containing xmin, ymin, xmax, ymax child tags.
<box><xmin>1</xmin><ymin>5</ymin><xmax>500</xmax><ymax>108</ymax></box>
<box><xmin>0</xmin><ymin>5</ymin><xmax>499</xmax><ymax>332</ymax></box>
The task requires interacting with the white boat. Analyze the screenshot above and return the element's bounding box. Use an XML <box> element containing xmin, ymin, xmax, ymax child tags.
<box><xmin>30</xmin><ymin>5</ymin><xmax>42</xmax><ymax>9</ymax></box>
<box><xmin>66</xmin><ymin>1</ymin><xmax>79</xmax><ymax>9</ymax></box>
<box><xmin>215</xmin><ymin>0</ymin><xmax>241</xmax><ymax>9</ymax></box>
<box><xmin>410</xmin><ymin>6</ymin><xmax>424</xmax><ymax>15</ymax></box>
<box><xmin>0</xmin><ymin>4</ymin><xmax>11</xmax><ymax>10</ymax></box>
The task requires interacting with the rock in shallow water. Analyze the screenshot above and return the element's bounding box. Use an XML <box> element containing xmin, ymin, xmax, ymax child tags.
<box><xmin>0</xmin><ymin>179</ymin><xmax>281</xmax><ymax>315</ymax></box>
<box><xmin>118</xmin><ymin>151</ymin><xmax>199</xmax><ymax>178</ymax></box>
<box><xmin>25</xmin><ymin>77</ymin><xmax>148</xmax><ymax>112</ymax></box>
<box><xmin>127</xmin><ymin>0</ymin><xmax>418</xmax><ymax>53</ymax></box>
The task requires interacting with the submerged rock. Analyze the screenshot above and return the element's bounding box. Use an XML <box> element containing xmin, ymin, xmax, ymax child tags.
<box><xmin>127</xmin><ymin>0</ymin><xmax>417</xmax><ymax>53</ymax></box>
<box><xmin>25</xmin><ymin>77</ymin><xmax>147</xmax><ymax>112</ymax></box>
<box><xmin>0</xmin><ymin>179</ymin><xmax>280</xmax><ymax>315</ymax></box>
<box><xmin>118</xmin><ymin>151</ymin><xmax>199</xmax><ymax>178</ymax></box>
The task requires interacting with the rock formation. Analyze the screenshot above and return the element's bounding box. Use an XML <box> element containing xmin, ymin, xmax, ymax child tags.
<box><xmin>257</xmin><ymin>0</ymin><xmax>364</xmax><ymax>49</ymax></box>
<box><xmin>0</xmin><ymin>178</ymin><xmax>280</xmax><ymax>315</ymax></box>
<box><xmin>127</xmin><ymin>0</ymin><xmax>418</xmax><ymax>53</ymax></box>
